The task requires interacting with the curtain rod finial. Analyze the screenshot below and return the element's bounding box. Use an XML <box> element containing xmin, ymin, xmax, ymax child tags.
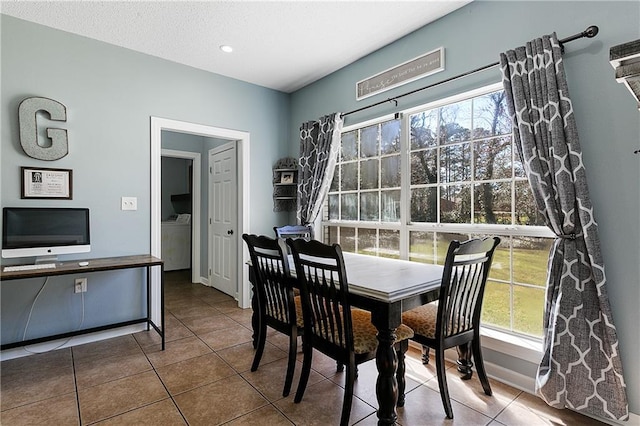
<box><xmin>585</xmin><ymin>26</ymin><xmax>599</xmax><ymax>38</ymax></box>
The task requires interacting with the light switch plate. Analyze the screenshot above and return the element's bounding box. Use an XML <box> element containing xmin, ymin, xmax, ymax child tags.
<box><xmin>121</xmin><ymin>196</ymin><xmax>137</xmax><ymax>211</ymax></box>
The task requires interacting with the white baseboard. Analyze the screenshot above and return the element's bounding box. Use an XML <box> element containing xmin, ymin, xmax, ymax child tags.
<box><xmin>484</xmin><ymin>360</ymin><xmax>639</xmax><ymax>426</ymax></box>
<box><xmin>415</xmin><ymin>342</ymin><xmax>637</xmax><ymax>426</ymax></box>
<box><xmin>623</xmin><ymin>412</ymin><xmax>640</xmax><ymax>426</ymax></box>
<box><xmin>483</xmin><ymin>359</ymin><xmax>536</xmax><ymax>393</ymax></box>
<box><xmin>0</xmin><ymin>324</ymin><xmax>147</xmax><ymax>361</ymax></box>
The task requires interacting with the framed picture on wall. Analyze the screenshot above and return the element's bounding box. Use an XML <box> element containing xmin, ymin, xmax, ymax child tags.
<box><xmin>21</xmin><ymin>167</ymin><xmax>73</xmax><ymax>199</ymax></box>
<box><xmin>280</xmin><ymin>171</ymin><xmax>294</xmax><ymax>184</ymax></box>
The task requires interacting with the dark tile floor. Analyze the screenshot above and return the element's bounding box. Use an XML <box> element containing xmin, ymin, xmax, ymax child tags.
<box><xmin>1</xmin><ymin>270</ymin><xmax>606</xmax><ymax>425</ymax></box>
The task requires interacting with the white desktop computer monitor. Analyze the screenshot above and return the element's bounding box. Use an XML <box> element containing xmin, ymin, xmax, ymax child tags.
<box><xmin>2</xmin><ymin>207</ymin><xmax>91</xmax><ymax>263</ymax></box>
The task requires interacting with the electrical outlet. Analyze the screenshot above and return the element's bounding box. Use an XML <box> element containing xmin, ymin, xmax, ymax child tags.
<box><xmin>121</xmin><ymin>196</ymin><xmax>137</xmax><ymax>211</ymax></box>
<box><xmin>74</xmin><ymin>278</ymin><xmax>87</xmax><ymax>293</ymax></box>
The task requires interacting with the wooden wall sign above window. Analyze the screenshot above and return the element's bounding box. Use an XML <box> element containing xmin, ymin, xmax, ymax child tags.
<box><xmin>610</xmin><ymin>39</ymin><xmax>640</xmax><ymax>110</ymax></box>
<box><xmin>356</xmin><ymin>47</ymin><xmax>445</xmax><ymax>101</ymax></box>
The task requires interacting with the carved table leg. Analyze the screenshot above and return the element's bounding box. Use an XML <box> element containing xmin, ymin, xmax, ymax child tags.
<box><xmin>251</xmin><ymin>293</ymin><xmax>259</xmax><ymax>349</ymax></box>
<box><xmin>395</xmin><ymin>344</ymin><xmax>407</xmax><ymax>408</ymax></box>
<box><xmin>456</xmin><ymin>342</ymin><xmax>473</xmax><ymax>380</ymax></box>
<box><xmin>248</xmin><ymin>266</ymin><xmax>259</xmax><ymax>349</ymax></box>
<box><xmin>375</xmin><ymin>328</ymin><xmax>399</xmax><ymax>425</ymax></box>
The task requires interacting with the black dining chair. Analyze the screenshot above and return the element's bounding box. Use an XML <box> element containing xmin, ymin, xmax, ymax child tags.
<box><xmin>242</xmin><ymin>233</ymin><xmax>303</xmax><ymax>397</ymax></box>
<box><xmin>401</xmin><ymin>236</ymin><xmax>500</xmax><ymax>419</ymax></box>
<box><xmin>274</xmin><ymin>224</ymin><xmax>314</xmax><ymax>241</ymax></box>
<box><xmin>275</xmin><ymin>224</ymin><xmax>344</xmax><ymax>375</ymax></box>
<box><xmin>287</xmin><ymin>238</ymin><xmax>414</xmax><ymax>426</ymax></box>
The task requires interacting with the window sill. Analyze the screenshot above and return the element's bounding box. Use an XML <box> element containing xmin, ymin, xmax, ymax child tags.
<box><xmin>407</xmin><ymin>327</ymin><xmax>542</xmax><ymax>365</ymax></box>
<box><xmin>480</xmin><ymin>327</ymin><xmax>543</xmax><ymax>364</ymax></box>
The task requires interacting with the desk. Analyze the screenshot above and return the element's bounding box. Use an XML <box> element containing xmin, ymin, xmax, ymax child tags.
<box><xmin>250</xmin><ymin>252</ymin><xmax>444</xmax><ymax>425</ymax></box>
<box><xmin>1</xmin><ymin>255</ymin><xmax>165</xmax><ymax>351</ymax></box>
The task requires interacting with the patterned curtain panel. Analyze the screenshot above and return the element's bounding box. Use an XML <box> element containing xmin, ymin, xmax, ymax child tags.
<box><xmin>500</xmin><ymin>34</ymin><xmax>628</xmax><ymax>421</ymax></box>
<box><xmin>297</xmin><ymin>113</ymin><xmax>343</xmax><ymax>226</ymax></box>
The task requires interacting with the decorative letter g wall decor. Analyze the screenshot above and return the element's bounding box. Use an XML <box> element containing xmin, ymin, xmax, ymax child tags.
<box><xmin>19</xmin><ymin>97</ymin><xmax>68</xmax><ymax>161</ymax></box>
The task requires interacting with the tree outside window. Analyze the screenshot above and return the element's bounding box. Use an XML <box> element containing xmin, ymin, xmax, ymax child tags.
<box><xmin>324</xmin><ymin>86</ymin><xmax>553</xmax><ymax>338</ymax></box>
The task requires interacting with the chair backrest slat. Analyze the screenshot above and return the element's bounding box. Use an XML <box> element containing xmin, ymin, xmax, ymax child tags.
<box><xmin>287</xmin><ymin>238</ymin><xmax>352</xmax><ymax>354</ymax></box>
<box><xmin>437</xmin><ymin>237</ymin><xmax>500</xmax><ymax>339</ymax></box>
<box><xmin>243</xmin><ymin>234</ymin><xmax>294</xmax><ymax>327</ymax></box>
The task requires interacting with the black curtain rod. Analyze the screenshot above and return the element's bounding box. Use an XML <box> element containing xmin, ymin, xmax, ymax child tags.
<box><xmin>341</xmin><ymin>25</ymin><xmax>600</xmax><ymax>119</ymax></box>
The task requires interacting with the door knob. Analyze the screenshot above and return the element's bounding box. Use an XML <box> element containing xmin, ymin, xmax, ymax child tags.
<box><xmin>227</xmin><ymin>230</ymin><xmax>234</xmax><ymax>235</ymax></box>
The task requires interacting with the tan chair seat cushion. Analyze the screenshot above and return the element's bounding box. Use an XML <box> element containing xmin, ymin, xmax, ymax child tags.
<box><xmin>402</xmin><ymin>302</ymin><xmax>470</xmax><ymax>338</ymax></box>
<box><xmin>351</xmin><ymin>308</ymin><xmax>414</xmax><ymax>354</ymax></box>
<box><xmin>294</xmin><ymin>296</ymin><xmax>304</xmax><ymax>328</ymax></box>
<box><xmin>269</xmin><ymin>296</ymin><xmax>304</xmax><ymax>328</ymax></box>
<box><xmin>402</xmin><ymin>303</ymin><xmax>438</xmax><ymax>339</ymax></box>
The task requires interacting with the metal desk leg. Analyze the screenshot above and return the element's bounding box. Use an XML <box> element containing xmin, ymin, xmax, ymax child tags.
<box><xmin>160</xmin><ymin>264</ymin><xmax>165</xmax><ymax>350</ymax></box>
<box><xmin>146</xmin><ymin>266</ymin><xmax>151</xmax><ymax>332</ymax></box>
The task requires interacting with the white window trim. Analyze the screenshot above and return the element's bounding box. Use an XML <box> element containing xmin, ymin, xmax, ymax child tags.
<box><xmin>480</xmin><ymin>326</ymin><xmax>543</xmax><ymax>364</ymax></box>
<box><xmin>324</xmin><ymin>83</ymin><xmax>555</xmax><ymax>341</ymax></box>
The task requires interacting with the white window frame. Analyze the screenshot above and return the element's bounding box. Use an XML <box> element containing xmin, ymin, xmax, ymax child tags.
<box><xmin>322</xmin><ymin>83</ymin><xmax>554</xmax><ymax>342</ymax></box>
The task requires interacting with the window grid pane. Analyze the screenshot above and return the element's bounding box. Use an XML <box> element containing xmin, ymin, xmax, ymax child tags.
<box><xmin>379</xmin><ymin>229</ymin><xmax>400</xmax><ymax>258</ymax></box>
<box><xmin>358</xmin><ymin>228</ymin><xmax>377</xmax><ymax>255</ymax></box>
<box><xmin>325</xmin><ymin>88</ymin><xmax>551</xmax><ymax>339</ymax></box>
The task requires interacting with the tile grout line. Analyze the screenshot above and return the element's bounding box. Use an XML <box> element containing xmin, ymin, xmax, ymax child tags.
<box><xmin>176</xmin><ymin>283</ymin><xmax>315</xmax><ymax>426</ymax></box>
<box><xmin>163</xmin><ymin>284</ymin><xmax>266</xmax><ymax>425</ymax></box>
<box><xmin>70</xmin><ymin>348</ymin><xmax>83</xmax><ymax>425</ymax></box>
<box><xmin>135</xmin><ymin>333</ymin><xmax>191</xmax><ymax>426</ymax></box>
<box><xmin>488</xmin><ymin>389</ymin><xmax>523</xmax><ymax>425</ymax></box>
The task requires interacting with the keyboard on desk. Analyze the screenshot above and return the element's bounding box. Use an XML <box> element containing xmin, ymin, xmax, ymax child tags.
<box><xmin>3</xmin><ymin>263</ymin><xmax>57</xmax><ymax>272</ymax></box>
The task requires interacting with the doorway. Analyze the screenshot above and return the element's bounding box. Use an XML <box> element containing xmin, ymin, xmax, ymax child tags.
<box><xmin>150</xmin><ymin>117</ymin><xmax>251</xmax><ymax>323</ymax></box>
<box><xmin>161</xmin><ymin>149</ymin><xmax>200</xmax><ymax>285</ymax></box>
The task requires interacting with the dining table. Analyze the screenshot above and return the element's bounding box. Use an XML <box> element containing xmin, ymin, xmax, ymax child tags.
<box><xmin>249</xmin><ymin>251</ymin><xmax>445</xmax><ymax>425</ymax></box>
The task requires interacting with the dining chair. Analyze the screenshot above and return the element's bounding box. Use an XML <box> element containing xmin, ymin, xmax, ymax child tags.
<box><xmin>276</xmin><ymin>226</ymin><xmax>349</xmax><ymax>374</ymax></box>
<box><xmin>401</xmin><ymin>236</ymin><xmax>500</xmax><ymax>419</ymax></box>
<box><xmin>287</xmin><ymin>238</ymin><xmax>414</xmax><ymax>426</ymax></box>
<box><xmin>274</xmin><ymin>224</ymin><xmax>314</xmax><ymax>241</ymax></box>
<box><xmin>242</xmin><ymin>233</ymin><xmax>303</xmax><ymax>397</ymax></box>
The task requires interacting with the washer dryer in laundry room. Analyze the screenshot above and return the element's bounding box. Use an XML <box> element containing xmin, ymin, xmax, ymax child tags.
<box><xmin>161</xmin><ymin>214</ymin><xmax>191</xmax><ymax>271</ymax></box>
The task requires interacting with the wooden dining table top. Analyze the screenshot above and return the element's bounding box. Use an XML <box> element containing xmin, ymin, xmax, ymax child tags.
<box><xmin>340</xmin><ymin>252</ymin><xmax>443</xmax><ymax>303</ymax></box>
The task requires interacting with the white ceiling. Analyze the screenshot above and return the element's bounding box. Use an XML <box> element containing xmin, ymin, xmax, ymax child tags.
<box><xmin>0</xmin><ymin>0</ymin><xmax>471</xmax><ymax>93</ymax></box>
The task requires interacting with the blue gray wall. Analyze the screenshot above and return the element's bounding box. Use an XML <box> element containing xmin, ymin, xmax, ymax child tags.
<box><xmin>289</xmin><ymin>0</ymin><xmax>639</xmax><ymax>415</ymax></box>
<box><xmin>1</xmin><ymin>1</ymin><xmax>638</xmax><ymax>416</ymax></box>
<box><xmin>1</xmin><ymin>15</ymin><xmax>290</xmax><ymax>345</ymax></box>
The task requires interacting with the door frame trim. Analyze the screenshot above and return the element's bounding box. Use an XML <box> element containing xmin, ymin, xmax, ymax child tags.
<box><xmin>151</xmin><ymin>117</ymin><xmax>251</xmax><ymax>313</ymax></box>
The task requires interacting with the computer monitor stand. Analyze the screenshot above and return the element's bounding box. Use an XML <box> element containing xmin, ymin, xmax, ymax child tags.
<box><xmin>35</xmin><ymin>255</ymin><xmax>59</xmax><ymax>265</ymax></box>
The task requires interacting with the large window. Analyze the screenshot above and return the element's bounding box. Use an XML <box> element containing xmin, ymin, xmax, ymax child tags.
<box><xmin>323</xmin><ymin>84</ymin><xmax>554</xmax><ymax>338</ymax></box>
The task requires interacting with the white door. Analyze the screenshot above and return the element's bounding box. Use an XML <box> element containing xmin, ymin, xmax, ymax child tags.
<box><xmin>209</xmin><ymin>144</ymin><xmax>237</xmax><ymax>297</ymax></box>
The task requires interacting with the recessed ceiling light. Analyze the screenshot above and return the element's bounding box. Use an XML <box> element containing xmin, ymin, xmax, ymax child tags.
<box><xmin>220</xmin><ymin>45</ymin><xmax>233</xmax><ymax>53</ymax></box>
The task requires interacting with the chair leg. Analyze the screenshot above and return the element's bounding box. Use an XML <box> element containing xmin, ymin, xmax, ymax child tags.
<box><xmin>341</xmin><ymin>361</ymin><xmax>356</xmax><ymax>426</ymax></box>
<box><xmin>456</xmin><ymin>343</ymin><xmax>474</xmax><ymax>380</ymax></box>
<box><xmin>396</xmin><ymin>343</ymin><xmax>407</xmax><ymax>407</ymax></box>
<box><xmin>294</xmin><ymin>337</ymin><xmax>313</xmax><ymax>403</ymax></box>
<box><xmin>282</xmin><ymin>330</ymin><xmax>298</xmax><ymax>397</ymax></box>
<box><xmin>421</xmin><ymin>344</ymin><xmax>430</xmax><ymax>364</ymax></box>
<box><xmin>472</xmin><ymin>336</ymin><xmax>492</xmax><ymax>396</ymax></box>
<box><xmin>435</xmin><ymin>348</ymin><xmax>454</xmax><ymax>419</ymax></box>
<box><xmin>336</xmin><ymin>361</ymin><xmax>344</xmax><ymax>372</ymax></box>
<box><xmin>251</xmin><ymin>322</ymin><xmax>267</xmax><ymax>372</ymax></box>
